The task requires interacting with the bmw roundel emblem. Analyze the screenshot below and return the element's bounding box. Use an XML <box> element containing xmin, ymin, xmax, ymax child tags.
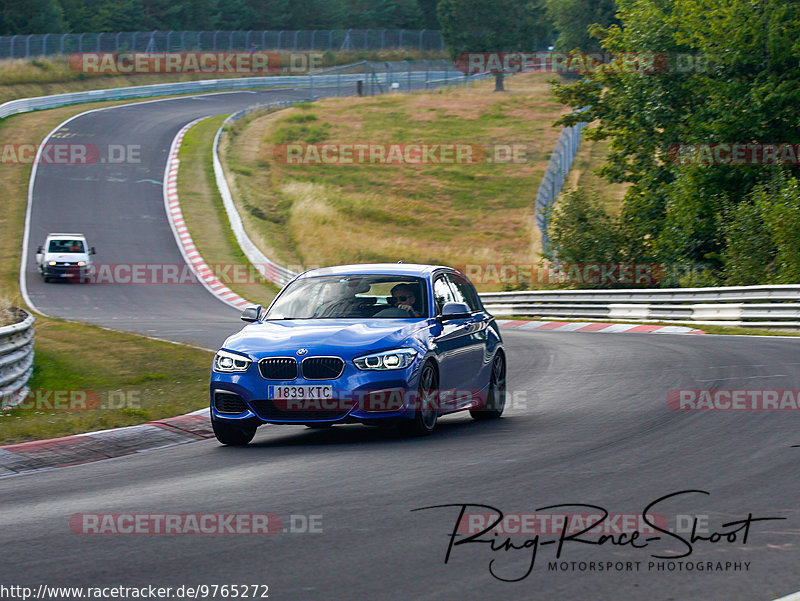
<box><xmin>296</xmin><ymin>348</ymin><xmax>308</xmax><ymax>356</ymax></box>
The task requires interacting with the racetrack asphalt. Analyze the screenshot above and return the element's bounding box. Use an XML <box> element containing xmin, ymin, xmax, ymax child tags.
<box><xmin>5</xmin><ymin>86</ymin><xmax>800</xmax><ymax>601</ymax></box>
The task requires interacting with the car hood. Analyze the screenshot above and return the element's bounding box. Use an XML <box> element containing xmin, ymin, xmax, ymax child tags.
<box><xmin>43</xmin><ymin>253</ymin><xmax>89</xmax><ymax>262</ymax></box>
<box><xmin>223</xmin><ymin>319</ymin><xmax>429</xmax><ymax>359</ymax></box>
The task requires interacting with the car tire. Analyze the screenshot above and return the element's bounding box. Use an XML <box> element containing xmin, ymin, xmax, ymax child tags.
<box><xmin>471</xmin><ymin>353</ymin><xmax>506</xmax><ymax>420</ymax></box>
<box><xmin>212</xmin><ymin>416</ymin><xmax>257</xmax><ymax>446</ymax></box>
<box><xmin>402</xmin><ymin>361</ymin><xmax>439</xmax><ymax>436</ymax></box>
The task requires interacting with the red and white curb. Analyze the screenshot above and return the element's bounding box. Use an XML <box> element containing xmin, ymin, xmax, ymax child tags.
<box><xmin>498</xmin><ymin>320</ymin><xmax>705</xmax><ymax>335</ymax></box>
<box><xmin>163</xmin><ymin>118</ymin><xmax>251</xmax><ymax>311</ymax></box>
<box><xmin>0</xmin><ymin>409</ymin><xmax>213</xmax><ymax>477</ymax></box>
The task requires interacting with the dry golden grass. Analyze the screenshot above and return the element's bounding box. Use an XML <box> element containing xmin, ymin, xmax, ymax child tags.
<box><xmin>0</xmin><ymin>51</ymin><xmax>448</xmax><ymax>104</ymax></box>
<box><xmin>224</xmin><ymin>71</ymin><xmax>571</xmax><ymax>282</ymax></box>
<box><xmin>0</xmin><ymin>296</ymin><xmax>16</xmax><ymax>327</ymax></box>
<box><xmin>566</xmin><ymin>132</ymin><xmax>630</xmax><ymax>216</ymax></box>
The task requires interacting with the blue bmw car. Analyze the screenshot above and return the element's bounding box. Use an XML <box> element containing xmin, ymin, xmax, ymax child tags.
<box><xmin>209</xmin><ymin>263</ymin><xmax>506</xmax><ymax>445</ymax></box>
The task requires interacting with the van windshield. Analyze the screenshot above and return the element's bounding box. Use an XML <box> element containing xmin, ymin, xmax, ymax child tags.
<box><xmin>48</xmin><ymin>239</ymin><xmax>85</xmax><ymax>253</ymax></box>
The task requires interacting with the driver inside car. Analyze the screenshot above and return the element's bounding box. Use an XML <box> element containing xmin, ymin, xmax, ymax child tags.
<box><xmin>374</xmin><ymin>283</ymin><xmax>421</xmax><ymax>318</ymax></box>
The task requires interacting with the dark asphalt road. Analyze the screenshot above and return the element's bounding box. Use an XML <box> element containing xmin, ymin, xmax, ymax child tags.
<box><xmin>22</xmin><ymin>88</ymin><xmax>327</xmax><ymax>349</ymax></box>
<box><xmin>5</xmin><ymin>87</ymin><xmax>800</xmax><ymax>601</ymax></box>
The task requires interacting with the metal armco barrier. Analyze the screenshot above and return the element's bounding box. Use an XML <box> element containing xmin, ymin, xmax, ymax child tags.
<box><xmin>0</xmin><ymin>61</ymin><xmax>469</xmax><ymax>121</ymax></box>
<box><xmin>213</xmin><ymin>101</ymin><xmax>305</xmax><ymax>288</ymax></box>
<box><xmin>0</xmin><ymin>309</ymin><xmax>35</xmax><ymax>406</ymax></box>
<box><xmin>479</xmin><ymin>285</ymin><xmax>800</xmax><ymax>328</ymax></box>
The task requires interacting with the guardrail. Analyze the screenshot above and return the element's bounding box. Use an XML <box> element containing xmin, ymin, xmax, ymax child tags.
<box><xmin>213</xmin><ymin>101</ymin><xmax>305</xmax><ymax>288</ymax></box>
<box><xmin>0</xmin><ymin>309</ymin><xmax>35</xmax><ymax>406</ymax></box>
<box><xmin>479</xmin><ymin>285</ymin><xmax>800</xmax><ymax>327</ymax></box>
<box><xmin>0</xmin><ymin>61</ymin><xmax>469</xmax><ymax>121</ymax></box>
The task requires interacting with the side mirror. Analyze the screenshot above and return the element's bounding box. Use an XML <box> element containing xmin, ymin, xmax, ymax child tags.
<box><xmin>241</xmin><ymin>305</ymin><xmax>262</xmax><ymax>323</ymax></box>
<box><xmin>90</xmin><ymin>247</ymin><xmax>96</xmax><ymax>255</ymax></box>
<box><xmin>439</xmin><ymin>301</ymin><xmax>471</xmax><ymax>321</ymax></box>
<box><xmin>36</xmin><ymin>245</ymin><xmax>43</xmax><ymax>254</ymax></box>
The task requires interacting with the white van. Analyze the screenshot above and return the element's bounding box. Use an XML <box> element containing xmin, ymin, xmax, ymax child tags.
<box><xmin>35</xmin><ymin>233</ymin><xmax>96</xmax><ymax>283</ymax></box>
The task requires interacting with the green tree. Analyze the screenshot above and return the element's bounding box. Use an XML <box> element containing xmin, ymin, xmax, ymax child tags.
<box><xmin>346</xmin><ymin>0</ymin><xmax>422</xmax><ymax>28</ymax></box>
<box><xmin>437</xmin><ymin>0</ymin><xmax>553</xmax><ymax>91</ymax></box>
<box><xmin>545</xmin><ymin>0</ymin><xmax>618</xmax><ymax>52</ymax></box>
<box><xmin>417</xmin><ymin>0</ymin><xmax>441</xmax><ymax>29</ymax></box>
<box><xmin>545</xmin><ymin>187</ymin><xmax>622</xmax><ymax>263</ymax></box>
<box><xmin>60</xmin><ymin>0</ymin><xmax>144</xmax><ymax>32</ymax></box>
<box><xmin>552</xmin><ymin>0</ymin><xmax>800</xmax><ymax>282</ymax></box>
<box><xmin>0</xmin><ymin>0</ymin><xmax>65</xmax><ymax>34</ymax></box>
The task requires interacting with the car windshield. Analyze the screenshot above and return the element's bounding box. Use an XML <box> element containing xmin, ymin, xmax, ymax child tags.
<box><xmin>265</xmin><ymin>275</ymin><xmax>428</xmax><ymax>319</ymax></box>
<box><xmin>48</xmin><ymin>239</ymin><xmax>85</xmax><ymax>253</ymax></box>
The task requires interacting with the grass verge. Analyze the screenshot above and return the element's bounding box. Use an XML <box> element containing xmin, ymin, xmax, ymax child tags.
<box><xmin>565</xmin><ymin>134</ymin><xmax>629</xmax><ymax>216</ymax></box>
<box><xmin>177</xmin><ymin>116</ymin><xmax>279</xmax><ymax>305</ymax></box>
<box><xmin>0</xmin><ymin>321</ymin><xmax>211</xmax><ymax>445</ymax></box>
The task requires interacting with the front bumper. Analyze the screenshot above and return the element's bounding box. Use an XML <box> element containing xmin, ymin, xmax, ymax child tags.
<box><xmin>210</xmin><ymin>357</ymin><xmax>424</xmax><ymax>425</ymax></box>
<box><xmin>42</xmin><ymin>263</ymin><xmax>93</xmax><ymax>280</ymax></box>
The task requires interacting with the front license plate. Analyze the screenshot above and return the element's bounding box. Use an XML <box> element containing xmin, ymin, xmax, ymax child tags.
<box><xmin>268</xmin><ymin>385</ymin><xmax>334</xmax><ymax>400</ymax></box>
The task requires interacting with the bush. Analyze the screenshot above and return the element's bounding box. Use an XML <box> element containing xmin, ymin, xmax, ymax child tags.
<box><xmin>720</xmin><ymin>172</ymin><xmax>800</xmax><ymax>285</ymax></box>
<box><xmin>720</xmin><ymin>200</ymin><xmax>775</xmax><ymax>285</ymax></box>
<box><xmin>545</xmin><ymin>187</ymin><xmax>622</xmax><ymax>263</ymax></box>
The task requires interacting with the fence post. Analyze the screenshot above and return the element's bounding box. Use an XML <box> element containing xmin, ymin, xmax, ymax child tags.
<box><xmin>419</xmin><ymin>29</ymin><xmax>425</xmax><ymax>51</ymax></box>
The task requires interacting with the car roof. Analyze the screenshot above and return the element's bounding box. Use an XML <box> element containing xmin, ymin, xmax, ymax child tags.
<box><xmin>46</xmin><ymin>233</ymin><xmax>87</xmax><ymax>239</ymax></box>
<box><xmin>297</xmin><ymin>263</ymin><xmax>452</xmax><ymax>279</ymax></box>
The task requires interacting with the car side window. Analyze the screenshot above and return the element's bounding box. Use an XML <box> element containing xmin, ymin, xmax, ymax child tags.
<box><xmin>433</xmin><ymin>276</ymin><xmax>456</xmax><ymax>315</ymax></box>
<box><xmin>446</xmin><ymin>273</ymin><xmax>481</xmax><ymax>312</ymax></box>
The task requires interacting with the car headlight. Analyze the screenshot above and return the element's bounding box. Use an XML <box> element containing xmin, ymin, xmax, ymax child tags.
<box><xmin>48</xmin><ymin>261</ymin><xmax>56</xmax><ymax>265</ymax></box>
<box><xmin>77</xmin><ymin>261</ymin><xmax>86</xmax><ymax>266</ymax></box>
<box><xmin>354</xmin><ymin>348</ymin><xmax>418</xmax><ymax>371</ymax></box>
<box><xmin>214</xmin><ymin>349</ymin><xmax>252</xmax><ymax>373</ymax></box>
